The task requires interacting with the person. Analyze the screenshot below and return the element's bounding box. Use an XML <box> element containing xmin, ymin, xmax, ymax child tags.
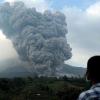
<box><xmin>78</xmin><ymin>56</ymin><xmax>100</xmax><ymax>100</ymax></box>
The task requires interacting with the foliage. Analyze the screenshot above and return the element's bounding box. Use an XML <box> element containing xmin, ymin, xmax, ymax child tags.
<box><xmin>0</xmin><ymin>76</ymin><xmax>88</xmax><ymax>100</ymax></box>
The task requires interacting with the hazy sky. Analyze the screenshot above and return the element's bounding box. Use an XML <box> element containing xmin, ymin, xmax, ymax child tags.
<box><xmin>0</xmin><ymin>0</ymin><xmax>100</xmax><ymax>67</ymax></box>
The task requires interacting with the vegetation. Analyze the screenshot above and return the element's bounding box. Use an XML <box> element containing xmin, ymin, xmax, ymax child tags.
<box><xmin>0</xmin><ymin>76</ymin><xmax>89</xmax><ymax>100</ymax></box>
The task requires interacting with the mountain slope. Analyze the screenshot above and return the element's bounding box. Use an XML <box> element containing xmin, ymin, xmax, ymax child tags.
<box><xmin>57</xmin><ymin>64</ymin><xmax>86</xmax><ymax>77</ymax></box>
<box><xmin>0</xmin><ymin>64</ymin><xmax>86</xmax><ymax>78</ymax></box>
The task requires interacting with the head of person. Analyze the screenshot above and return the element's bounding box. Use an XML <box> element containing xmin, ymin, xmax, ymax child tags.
<box><xmin>86</xmin><ymin>56</ymin><xmax>100</xmax><ymax>84</ymax></box>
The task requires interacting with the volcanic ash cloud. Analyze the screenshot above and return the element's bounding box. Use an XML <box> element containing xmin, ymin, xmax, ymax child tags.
<box><xmin>0</xmin><ymin>2</ymin><xmax>72</xmax><ymax>76</ymax></box>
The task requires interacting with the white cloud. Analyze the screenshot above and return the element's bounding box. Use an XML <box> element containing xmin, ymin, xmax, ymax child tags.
<box><xmin>0</xmin><ymin>30</ymin><xmax>6</xmax><ymax>40</ymax></box>
<box><xmin>65</xmin><ymin>48</ymin><xmax>89</xmax><ymax>67</ymax></box>
<box><xmin>65</xmin><ymin>46</ymin><xmax>99</xmax><ymax>67</ymax></box>
<box><xmin>0</xmin><ymin>30</ymin><xmax>18</xmax><ymax>61</ymax></box>
<box><xmin>63</xmin><ymin>1</ymin><xmax>100</xmax><ymax>67</ymax></box>
<box><xmin>86</xmin><ymin>1</ymin><xmax>100</xmax><ymax>17</ymax></box>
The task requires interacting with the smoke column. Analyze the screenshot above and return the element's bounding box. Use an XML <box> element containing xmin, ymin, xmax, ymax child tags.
<box><xmin>0</xmin><ymin>2</ymin><xmax>72</xmax><ymax>76</ymax></box>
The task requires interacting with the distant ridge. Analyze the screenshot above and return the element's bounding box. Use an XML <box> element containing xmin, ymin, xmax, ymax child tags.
<box><xmin>57</xmin><ymin>64</ymin><xmax>86</xmax><ymax>77</ymax></box>
<box><xmin>0</xmin><ymin>64</ymin><xmax>86</xmax><ymax>78</ymax></box>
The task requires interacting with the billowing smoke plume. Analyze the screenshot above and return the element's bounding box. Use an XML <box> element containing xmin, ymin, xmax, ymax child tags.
<box><xmin>0</xmin><ymin>2</ymin><xmax>72</xmax><ymax>76</ymax></box>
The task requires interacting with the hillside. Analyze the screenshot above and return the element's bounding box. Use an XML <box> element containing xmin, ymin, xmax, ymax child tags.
<box><xmin>0</xmin><ymin>64</ymin><xmax>86</xmax><ymax>78</ymax></box>
<box><xmin>57</xmin><ymin>64</ymin><xmax>86</xmax><ymax>77</ymax></box>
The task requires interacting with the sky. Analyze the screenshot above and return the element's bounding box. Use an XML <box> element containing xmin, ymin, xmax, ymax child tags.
<box><xmin>0</xmin><ymin>0</ymin><xmax>100</xmax><ymax>67</ymax></box>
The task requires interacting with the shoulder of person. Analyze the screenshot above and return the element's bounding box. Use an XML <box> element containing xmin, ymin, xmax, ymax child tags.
<box><xmin>78</xmin><ymin>89</ymin><xmax>94</xmax><ymax>100</ymax></box>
